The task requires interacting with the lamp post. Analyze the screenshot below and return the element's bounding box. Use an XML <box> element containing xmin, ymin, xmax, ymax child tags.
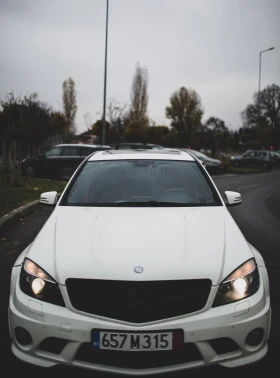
<box><xmin>102</xmin><ymin>0</ymin><xmax>109</xmax><ymax>145</ymax></box>
<box><xmin>258</xmin><ymin>47</ymin><xmax>275</xmax><ymax>110</ymax></box>
<box><xmin>257</xmin><ymin>47</ymin><xmax>275</xmax><ymax>145</ymax></box>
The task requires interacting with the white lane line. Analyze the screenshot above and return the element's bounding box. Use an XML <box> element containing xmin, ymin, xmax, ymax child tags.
<box><xmin>237</xmin><ymin>184</ymin><xmax>261</xmax><ymax>190</ymax></box>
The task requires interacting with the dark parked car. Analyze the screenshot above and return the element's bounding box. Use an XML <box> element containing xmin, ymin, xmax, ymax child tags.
<box><xmin>184</xmin><ymin>149</ymin><xmax>224</xmax><ymax>174</ymax></box>
<box><xmin>231</xmin><ymin>150</ymin><xmax>272</xmax><ymax>170</ymax></box>
<box><xmin>271</xmin><ymin>151</ymin><xmax>280</xmax><ymax>167</ymax></box>
<box><xmin>21</xmin><ymin>144</ymin><xmax>112</xmax><ymax>179</ymax></box>
<box><xmin>111</xmin><ymin>143</ymin><xmax>164</xmax><ymax>150</ymax></box>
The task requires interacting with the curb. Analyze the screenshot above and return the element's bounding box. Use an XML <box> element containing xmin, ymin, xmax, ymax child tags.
<box><xmin>0</xmin><ymin>200</ymin><xmax>41</xmax><ymax>237</ymax></box>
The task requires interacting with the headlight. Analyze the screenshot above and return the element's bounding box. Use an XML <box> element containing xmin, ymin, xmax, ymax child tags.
<box><xmin>213</xmin><ymin>258</ymin><xmax>260</xmax><ymax>307</ymax></box>
<box><xmin>20</xmin><ymin>258</ymin><xmax>65</xmax><ymax>307</ymax></box>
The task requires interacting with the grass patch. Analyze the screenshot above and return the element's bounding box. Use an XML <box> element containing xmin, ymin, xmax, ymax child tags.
<box><xmin>0</xmin><ymin>174</ymin><xmax>67</xmax><ymax>218</ymax></box>
<box><xmin>227</xmin><ymin>166</ymin><xmax>265</xmax><ymax>174</ymax></box>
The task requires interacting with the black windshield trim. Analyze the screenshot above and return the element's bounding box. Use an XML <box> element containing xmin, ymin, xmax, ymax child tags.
<box><xmin>61</xmin><ymin>202</ymin><xmax>221</xmax><ymax>208</ymax></box>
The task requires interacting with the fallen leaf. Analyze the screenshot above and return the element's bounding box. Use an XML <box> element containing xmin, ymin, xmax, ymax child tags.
<box><xmin>34</xmin><ymin>187</ymin><xmax>38</xmax><ymax>190</ymax></box>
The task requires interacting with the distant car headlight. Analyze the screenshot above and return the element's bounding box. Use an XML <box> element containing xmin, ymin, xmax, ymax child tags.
<box><xmin>20</xmin><ymin>258</ymin><xmax>65</xmax><ymax>307</ymax></box>
<box><xmin>22</xmin><ymin>158</ymin><xmax>27</xmax><ymax>163</ymax></box>
<box><xmin>212</xmin><ymin>258</ymin><xmax>260</xmax><ymax>307</ymax></box>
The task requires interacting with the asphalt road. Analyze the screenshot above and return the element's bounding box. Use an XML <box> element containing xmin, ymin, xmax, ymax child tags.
<box><xmin>1</xmin><ymin>170</ymin><xmax>280</xmax><ymax>377</ymax></box>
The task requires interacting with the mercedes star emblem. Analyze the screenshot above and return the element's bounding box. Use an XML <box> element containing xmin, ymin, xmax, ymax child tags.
<box><xmin>134</xmin><ymin>266</ymin><xmax>144</xmax><ymax>274</ymax></box>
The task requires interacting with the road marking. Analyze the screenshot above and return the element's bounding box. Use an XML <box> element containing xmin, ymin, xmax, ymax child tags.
<box><xmin>237</xmin><ymin>184</ymin><xmax>261</xmax><ymax>190</ymax></box>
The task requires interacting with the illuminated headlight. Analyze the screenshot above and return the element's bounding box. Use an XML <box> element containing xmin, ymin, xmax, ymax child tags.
<box><xmin>213</xmin><ymin>258</ymin><xmax>260</xmax><ymax>307</ymax></box>
<box><xmin>20</xmin><ymin>258</ymin><xmax>65</xmax><ymax>307</ymax></box>
<box><xmin>31</xmin><ymin>278</ymin><xmax>45</xmax><ymax>295</ymax></box>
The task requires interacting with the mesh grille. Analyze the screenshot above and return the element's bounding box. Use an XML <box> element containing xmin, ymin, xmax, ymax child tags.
<box><xmin>66</xmin><ymin>279</ymin><xmax>211</xmax><ymax>323</ymax></box>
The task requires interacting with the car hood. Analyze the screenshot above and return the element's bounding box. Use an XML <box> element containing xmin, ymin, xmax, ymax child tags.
<box><xmin>27</xmin><ymin>206</ymin><xmax>253</xmax><ymax>285</ymax></box>
<box><xmin>205</xmin><ymin>157</ymin><xmax>222</xmax><ymax>164</ymax></box>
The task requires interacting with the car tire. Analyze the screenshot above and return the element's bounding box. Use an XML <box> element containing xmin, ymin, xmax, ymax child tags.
<box><xmin>24</xmin><ymin>165</ymin><xmax>36</xmax><ymax>177</ymax></box>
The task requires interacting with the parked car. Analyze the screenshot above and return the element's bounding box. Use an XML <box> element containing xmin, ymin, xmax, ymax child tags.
<box><xmin>231</xmin><ymin>150</ymin><xmax>272</xmax><ymax>170</ymax></box>
<box><xmin>271</xmin><ymin>151</ymin><xmax>280</xmax><ymax>167</ymax></box>
<box><xmin>9</xmin><ymin>149</ymin><xmax>271</xmax><ymax>375</ymax></box>
<box><xmin>184</xmin><ymin>149</ymin><xmax>224</xmax><ymax>174</ymax></box>
<box><xmin>111</xmin><ymin>143</ymin><xmax>164</xmax><ymax>150</ymax></box>
<box><xmin>164</xmin><ymin>148</ymin><xmax>207</xmax><ymax>168</ymax></box>
<box><xmin>21</xmin><ymin>144</ymin><xmax>112</xmax><ymax>179</ymax></box>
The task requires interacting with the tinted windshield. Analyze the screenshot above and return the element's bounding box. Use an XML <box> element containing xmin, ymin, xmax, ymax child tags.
<box><xmin>61</xmin><ymin>160</ymin><xmax>221</xmax><ymax>207</ymax></box>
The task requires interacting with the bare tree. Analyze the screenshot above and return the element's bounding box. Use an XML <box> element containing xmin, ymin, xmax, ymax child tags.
<box><xmin>62</xmin><ymin>77</ymin><xmax>77</xmax><ymax>134</ymax></box>
<box><xmin>241</xmin><ymin>84</ymin><xmax>280</xmax><ymax>131</ymax></box>
<box><xmin>240</xmin><ymin>84</ymin><xmax>280</xmax><ymax>148</ymax></box>
<box><xmin>129</xmin><ymin>63</ymin><xmax>149</xmax><ymax>126</ymax></box>
<box><xmin>107</xmin><ymin>97</ymin><xmax>128</xmax><ymax>134</ymax></box>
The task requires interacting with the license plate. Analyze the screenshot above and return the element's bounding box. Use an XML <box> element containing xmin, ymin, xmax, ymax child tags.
<box><xmin>92</xmin><ymin>329</ymin><xmax>183</xmax><ymax>351</ymax></box>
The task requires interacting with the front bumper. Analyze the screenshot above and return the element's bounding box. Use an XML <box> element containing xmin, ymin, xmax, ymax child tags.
<box><xmin>8</xmin><ymin>265</ymin><xmax>271</xmax><ymax>376</ymax></box>
<box><xmin>206</xmin><ymin>165</ymin><xmax>224</xmax><ymax>174</ymax></box>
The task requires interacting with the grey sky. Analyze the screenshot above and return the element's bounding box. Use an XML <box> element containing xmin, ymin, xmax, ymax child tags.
<box><xmin>0</xmin><ymin>0</ymin><xmax>279</xmax><ymax>135</ymax></box>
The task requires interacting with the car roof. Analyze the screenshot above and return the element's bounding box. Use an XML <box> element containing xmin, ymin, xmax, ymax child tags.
<box><xmin>88</xmin><ymin>149</ymin><xmax>195</xmax><ymax>162</ymax></box>
<box><xmin>55</xmin><ymin>144</ymin><xmax>111</xmax><ymax>148</ymax></box>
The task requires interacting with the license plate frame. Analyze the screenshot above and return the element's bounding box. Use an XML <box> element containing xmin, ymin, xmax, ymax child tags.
<box><xmin>92</xmin><ymin>329</ymin><xmax>184</xmax><ymax>351</ymax></box>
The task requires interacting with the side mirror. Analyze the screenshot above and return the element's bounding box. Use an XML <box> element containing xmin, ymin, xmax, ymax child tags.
<box><xmin>40</xmin><ymin>191</ymin><xmax>58</xmax><ymax>206</ymax></box>
<box><xmin>224</xmin><ymin>191</ymin><xmax>242</xmax><ymax>207</ymax></box>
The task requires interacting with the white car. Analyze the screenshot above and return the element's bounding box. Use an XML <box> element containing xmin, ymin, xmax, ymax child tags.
<box><xmin>8</xmin><ymin>149</ymin><xmax>271</xmax><ymax>375</ymax></box>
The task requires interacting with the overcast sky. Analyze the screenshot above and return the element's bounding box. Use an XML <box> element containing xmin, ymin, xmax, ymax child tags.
<box><xmin>0</xmin><ymin>0</ymin><xmax>279</xmax><ymax>134</ymax></box>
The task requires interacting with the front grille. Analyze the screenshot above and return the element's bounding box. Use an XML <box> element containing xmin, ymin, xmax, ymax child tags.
<box><xmin>74</xmin><ymin>342</ymin><xmax>202</xmax><ymax>368</ymax></box>
<box><xmin>66</xmin><ymin>279</ymin><xmax>211</xmax><ymax>323</ymax></box>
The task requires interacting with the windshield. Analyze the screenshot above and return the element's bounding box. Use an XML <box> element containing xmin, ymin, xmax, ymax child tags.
<box><xmin>61</xmin><ymin>160</ymin><xmax>222</xmax><ymax>207</ymax></box>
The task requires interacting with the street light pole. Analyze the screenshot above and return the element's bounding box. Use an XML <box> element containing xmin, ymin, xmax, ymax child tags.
<box><xmin>257</xmin><ymin>47</ymin><xmax>275</xmax><ymax>145</ymax></box>
<box><xmin>258</xmin><ymin>47</ymin><xmax>275</xmax><ymax>111</ymax></box>
<box><xmin>102</xmin><ymin>0</ymin><xmax>109</xmax><ymax>146</ymax></box>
